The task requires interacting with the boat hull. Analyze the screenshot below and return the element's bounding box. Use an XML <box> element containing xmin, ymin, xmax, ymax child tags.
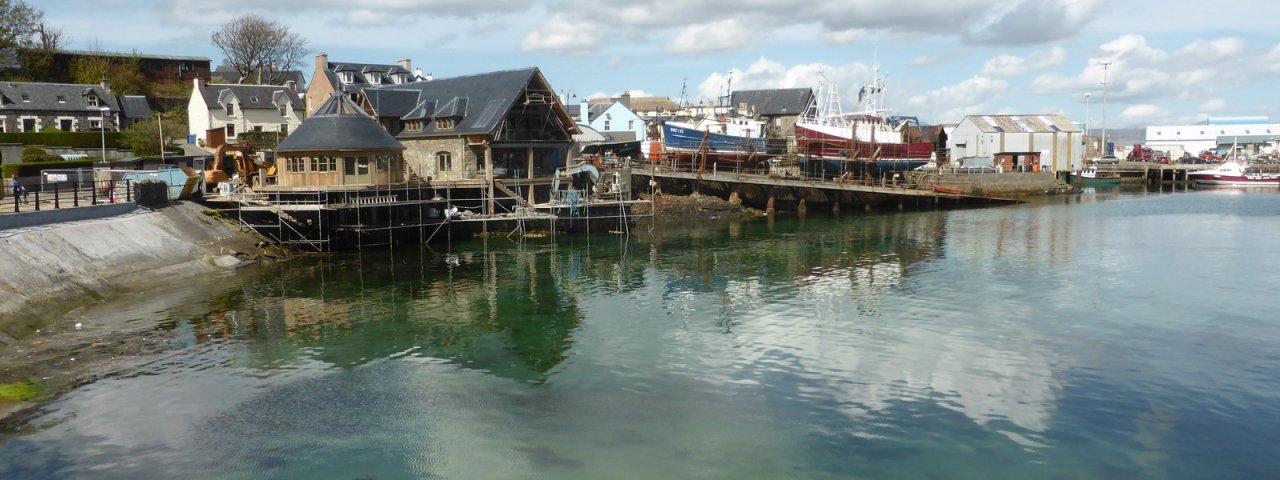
<box><xmin>659</xmin><ymin>123</ymin><xmax>776</xmax><ymax>167</ymax></box>
<box><xmin>795</xmin><ymin>124</ymin><xmax>934</xmax><ymax>160</ymax></box>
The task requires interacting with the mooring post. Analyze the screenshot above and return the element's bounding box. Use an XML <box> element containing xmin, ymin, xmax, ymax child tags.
<box><xmin>766</xmin><ymin>195</ymin><xmax>775</xmax><ymax>215</ymax></box>
<box><xmin>832</xmin><ymin>202</ymin><xmax>840</xmax><ymax>214</ymax></box>
<box><xmin>797</xmin><ymin>198</ymin><xmax>806</xmax><ymax>215</ymax></box>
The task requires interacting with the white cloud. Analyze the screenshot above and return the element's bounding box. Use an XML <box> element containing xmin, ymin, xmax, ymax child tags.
<box><xmin>905</xmin><ymin>75</ymin><xmax>1011</xmax><ymax>123</ymax></box>
<box><xmin>980</xmin><ymin>47</ymin><xmax>1067</xmax><ymax>77</ymax></box>
<box><xmin>520</xmin><ymin>15</ymin><xmax>603</xmax><ymax>56</ymax></box>
<box><xmin>964</xmin><ymin>0</ymin><xmax>1103</xmax><ymax>45</ymax></box>
<box><xmin>1118</xmin><ymin>104</ymin><xmax>1170</xmax><ymax>125</ymax></box>
<box><xmin>345</xmin><ymin>10</ymin><xmax>388</xmax><ymax>28</ymax></box>
<box><xmin>820</xmin><ymin>29</ymin><xmax>865</xmax><ymax>45</ymax></box>
<box><xmin>665</xmin><ymin>20</ymin><xmax>758</xmax><ymax>55</ymax></box>
<box><xmin>1199</xmin><ymin>99</ymin><xmax>1226</xmax><ymax>113</ymax></box>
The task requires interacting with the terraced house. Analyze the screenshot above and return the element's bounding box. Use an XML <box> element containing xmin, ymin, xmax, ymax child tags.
<box><xmin>187</xmin><ymin>78</ymin><xmax>305</xmax><ymax>147</ymax></box>
<box><xmin>305</xmin><ymin>53</ymin><xmax>422</xmax><ymax>115</ymax></box>
<box><xmin>0</xmin><ymin>80</ymin><xmax>150</xmax><ymax>133</ymax></box>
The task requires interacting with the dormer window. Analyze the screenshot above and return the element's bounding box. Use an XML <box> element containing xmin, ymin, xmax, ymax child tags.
<box><xmin>56</xmin><ymin>95</ymin><xmax>66</xmax><ymax>103</ymax></box>
<box><xmin>21</xmin><ymin>93</ymin><xmax>30</xmax><ymax>102</ymax></box>
<box><xmin>340</xmin><ymin>71</ymin><xmax>354</xmax><ymax>84</ymax></box>
<box><xmin>225</xmin><ymin>103</ymin><xmax>234</xmax><ymax>115</ymax></box>
<box><xmin>367</xmin><ymin>72</ymin><xmax>382</xmax><ymax>84</ymax></box>
<box><xmin>279</xmin><ymin>104</ymin><xmax>288</xmax><ymax>116</ymax></box>
<box><xmin>249</xmin><ymin>95</ymin><xmax>259</xmax><ymax>103</ymax></box>
<box><xmin>393</xmin><ymin>73</ymin><xmax>406</xmax><ymax>84</ymax></box>
<box><xmin>86</xmin><ymin>95</ymin><xmax>98</xmax><ymax>107</ymax></box>
<box><xmin>436</xmin><ymin>118</ymin><xmax>454</xmax><ymax>130</ymax></box>
<box><xmin>407</xmin><ymin>120</ymin><xmax>423</xmax><ymax>132</ymax></box>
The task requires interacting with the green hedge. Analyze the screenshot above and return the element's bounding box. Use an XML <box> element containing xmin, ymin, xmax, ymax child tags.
<box><xmin>1</xmin><ymin>158</ymin><xmax>98</xmax><ymax>178</ymax></box>
<box><xmin>0</xmin><ymin>131</ymin><xmax>126</xmax><ymax>149</ymax></box>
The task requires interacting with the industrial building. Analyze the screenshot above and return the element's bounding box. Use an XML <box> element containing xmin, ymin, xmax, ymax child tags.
<box><xmin>1145</xmin><ymin>117</ymin><xmax>1280</xmax><ymax>158</ymax></box>
<box><xmin>947</xmin><ymin>114</ymin><xmax>1084</xmax><ymax>172</ymax></box>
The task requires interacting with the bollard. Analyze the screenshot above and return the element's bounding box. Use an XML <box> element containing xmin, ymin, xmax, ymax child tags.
<box><xmin>54</xmin><ymin>183</ymin><xmax>59</xmax><ymax>209</ymax></box>
<box><xmin>34</xmin><ymin>190</ymin><xmax>39</xmax><ymax>211</ymax></box>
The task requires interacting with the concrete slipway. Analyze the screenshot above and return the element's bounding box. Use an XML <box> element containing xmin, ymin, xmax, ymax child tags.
<box><xmin>0</xmin><ymin>202</ymin><xmax>273</xmax><ymax>334</ymax></box>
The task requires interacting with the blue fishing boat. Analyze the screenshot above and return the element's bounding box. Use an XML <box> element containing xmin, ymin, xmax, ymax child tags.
<box><xmin>657</xmin><ymin>119</ymin><xmax>777</xmax><ymax>169</ymax></box>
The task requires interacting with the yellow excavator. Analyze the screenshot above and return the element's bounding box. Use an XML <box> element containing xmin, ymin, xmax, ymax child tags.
<box><xmin>204</xmin><ymin>143</ymin><xmax>275</xmax><ymax>189</ymax></box>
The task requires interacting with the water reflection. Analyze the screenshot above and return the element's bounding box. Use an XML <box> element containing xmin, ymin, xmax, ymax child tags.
<box><xmin>7</xmin><ymin>192</ymin><xmax>1280</xmax><ymax>478</ymax></box>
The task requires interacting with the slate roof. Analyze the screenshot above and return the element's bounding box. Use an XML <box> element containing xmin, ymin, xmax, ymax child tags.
<box><xmin>963</xmin><ymin>114</ymin><xmax>1081</xmax><ymax>134</ymax></box>
<box><xmin>367</xmin><ymin>67</ymin><xmax>569</xmax><ymax>139</ymax></box>
<box><xmin>364</xmin><ymin>89</ymin><xmax>421</xmax><ymax>119</ymax></box>
<box><xmin>211</xmin><ymin>68</ymin><xmax>307</xmax><ymax>91</ymax></box>
<box><xmin>326</xmin><ymin>62</ymin><xmax>414</xmax><ymax>94</ymax></box>
<box><xmin>730</xmin><ymin>88</ymin><xmax>813</xmax><ymax>117</ymax></box>
<box><xmin>276</xmin><ymin>95</ymin><xmax>405</xmax><ymax>153</ymax></box>
<box><xmin>119</xmin><ymin>95</ymin><xmax>152</xmax><ymax>121</ymax></box>
<box><xmin>58</xmin><ymin>49</ymin><xmax>210</xmax><ymax>62</ymax></box>
<box><xmin>0</xmin><ymin>82</ymin><xmax>121</xmax><ymax>112</ymax></box>
<box><xmin>200</xmin><ymin>83</ymin><xmax>303</xmax><ymax>111</ymax></box>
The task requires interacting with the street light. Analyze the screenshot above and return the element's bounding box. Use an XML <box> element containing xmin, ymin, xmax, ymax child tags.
<box><xmin>156</xmin><ymin>113</ymin><xmax>165</xmax><ymax>162</ymax></box>
<box><xmin>99</xmin><ymin>106</ymin><xmax>110</xmax><ymax>162</ymax></box>
<box><xmin>1085</xmin><ymin>92</ymin><xmax>1092</xmax><ymax>156</ymax></box>
<box><xmin>1100</xmin><ymin>61</ymin><xmax>1112</xmax><ymax>157</ymax></box>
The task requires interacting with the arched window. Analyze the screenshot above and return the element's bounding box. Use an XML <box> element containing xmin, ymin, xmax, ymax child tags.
<box><xmin>436</xmin><ymin>151</ymin><xmax>452</xmax><ymax>172</ymax></box>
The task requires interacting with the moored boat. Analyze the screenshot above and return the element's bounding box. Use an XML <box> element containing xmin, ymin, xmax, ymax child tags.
<box><xmin>794</xmin><ymin>69</ymin><xmax>933</xmax><ymax>178</ymax></box>
<box><xmin>1068</xmin><ymin>166</ymin><xmax>1122</xmax><ymax>186</ymax></box>
<box><xmin>1188</xmin><ymin>161</ymin><xmax>1280</xmax><ymax>186</ymax></box>
<box><xmin>656</xmin><ymin>118</ymin><xmax>776</xmax><ymax>169</ymax></box>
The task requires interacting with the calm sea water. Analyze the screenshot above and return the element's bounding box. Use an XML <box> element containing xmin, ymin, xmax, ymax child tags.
<box><xmin>3</xmin><ymin>187</ymin><xmax>1280</xmax><ymax>479</ymax></box>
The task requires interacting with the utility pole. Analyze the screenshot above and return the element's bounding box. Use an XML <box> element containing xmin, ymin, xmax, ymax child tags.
<box><xmin>1085</xmin><ymin>92</ymin><xmax>1092</xmax><ymax>157</ymax></box>
<box><xmin>1100</xmin><ymin>61</ymin><xmax>1112</xmax><ymax>158</ymax></box>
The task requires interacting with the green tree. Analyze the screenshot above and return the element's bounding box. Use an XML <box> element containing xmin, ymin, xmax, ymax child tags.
<box><xmin>0</xmin><ymin>0</ymin><xmax>42</xmax><ymax>71</ymax></box>
<box><xmin>121</xmin><ymin>115</ymin><xmax>185</xmax><ymax>156</ymax></box>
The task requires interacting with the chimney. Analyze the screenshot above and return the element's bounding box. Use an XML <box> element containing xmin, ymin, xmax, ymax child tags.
<box><xmin>315</xmin><ymin>52</ymin><xmax>329</xmax><ymax>72</ymax></box>
<box><xmin>398</xmin><ymin>58</ymin><xmax>412</xmax><ymax>71</ymax></box>
<box><xmin>619</xmin><ymin>91</ymin><xmax>631</xmax><ymax>109</ymax></box>
<box><xmin>425</xmin><ymin>72</ymin><xmax>433</xmax><ymax>82</ymax></box>
<box><xmin>284</xmin><ymin>80</ymin><xmax>296</xmax><ymax>92</ymax></box>
<box><xmin>100</xmin><ymin>78</ymin><xmax>111</xmax><ymax>93</ymax></box>
<box><xmin>414</xmin><ymin>68</ymin><xmax>423</xmax><ymax>80</ymax></box>
<box><xmin>579</xmin><ymin>99</ymin><xmax>588</xmax><ymax>124</ymax></box>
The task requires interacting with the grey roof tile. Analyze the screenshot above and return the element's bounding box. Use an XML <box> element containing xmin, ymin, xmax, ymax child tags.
<box><xmin>277</xmin><ymin>95</ymin><xmax>404</xmax><ymax>152</ymax></box>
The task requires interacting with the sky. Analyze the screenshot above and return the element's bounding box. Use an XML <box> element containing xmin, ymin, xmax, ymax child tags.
<box><xmin>41</xmin><ymin>0</ymin><xmax>1280</xmax><ymax>128</ymax></box>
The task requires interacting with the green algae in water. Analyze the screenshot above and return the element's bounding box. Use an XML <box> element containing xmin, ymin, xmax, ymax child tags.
<box><xmin>0</xmin><ymin>381</ymin><xmax>39</xmax><ymax>401</ymax></box>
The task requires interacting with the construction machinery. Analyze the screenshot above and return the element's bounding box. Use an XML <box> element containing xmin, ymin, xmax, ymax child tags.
<box><xmin>204</xmin><ymin>143</ymin><xmax>275</xmax><ymax>189</ymax></box>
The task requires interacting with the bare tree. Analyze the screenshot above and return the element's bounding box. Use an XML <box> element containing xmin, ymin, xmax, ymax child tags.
<box><xmin>210</xmin><ymin>15</ymin><xmax>308</xmax><ymax>85</ymax></box>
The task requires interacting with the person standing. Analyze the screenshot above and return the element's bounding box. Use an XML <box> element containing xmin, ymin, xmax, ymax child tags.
<box><xmin>9</xmin><ymin>175</ymin><xmax>22</xmax><ymax>205</ymax></box>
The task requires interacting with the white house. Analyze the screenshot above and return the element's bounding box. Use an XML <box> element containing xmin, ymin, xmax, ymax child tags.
<box><xmin>570</xmin><ymin>93</ymin><xmax>647</xmax><ymax>145</ymax></box>
<box><xmin>948</xmin><ymin>114</ymin><xmax>1084</xmax><ymax>172</ymax></box>
<box><xmin>188</xmin><ymin>78</ymin><xmax>305</xmax><ymax>145</ymax></box>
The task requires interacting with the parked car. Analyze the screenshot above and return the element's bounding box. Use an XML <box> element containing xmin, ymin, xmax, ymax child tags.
<box><xmin>1092</xmin><ymin>155</ymin><xmax>1120</xmax><ymax>164</ymax></box>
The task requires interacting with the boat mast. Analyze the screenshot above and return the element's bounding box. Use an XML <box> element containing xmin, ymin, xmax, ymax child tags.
<box><xmin>1100</xmin><ymin>61</ymin><xmax>1111</xmax><ymax>158</ymax></box>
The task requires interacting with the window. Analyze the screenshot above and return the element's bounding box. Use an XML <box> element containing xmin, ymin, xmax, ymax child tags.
<box><xmin>604</xmin><ymin>120</ymin><xmax>610</xmax><ymax>130</ymax></box>
<box><xmin>89</xmin><ymin>119</ymin><xmax>101</xmax><ymax>130</ymax></box>
<box><xmin>287</xmin><ymin>157</ymin><xmax>305</xmax><ymax>172</ymax></box>
<box><xmin>225</xmin><ymin>103</ymin><xmax>234</xmax><ymax>115</ymax></box>
<box><xmin>311</xmin><ymin>156</ymin><xmax>335</xmax><ymax>172</ymax></box>
<box><xmin>407</xmin><ymin>120</ymin><xmax>423</xmax><ymax>132</ymax></box>
<box><xmin>253</xmin><ymin>125</ymin><xmax>263</xmax><ymax>132</ymax></box>
<box><xmin>628</xmin><ymin>120</ymin><xmax>634</xmax><ymax>130</ymax></box>
<box><xmin>436</xmin><ymin>118</ymin><xmax>454</xmax><ymax>130</ymax></box>
<box><xmin>21</xmin><ymin>118</ymin><xmax>36</xmax><ymax>132</ymax></box>
<box><xmin>249</xmin><ymin>96</ymin><xmax>258</xmax><ymax>103</ymax></box>
<box><xmin>279</xmin><ymin>104</ymin><xmax>287</xmax><ymax>116</ymax></box>
<box><xmin>340</xmin><ymin>71</ymin><xmax>354</xmax><ymax>84</ymax></box>
<box><xmin>226</xmin><ymin>124</ymin><xmax>235</xmax><ymax>137</ymax></box>
<box><xmin>56</xmin><ymin>95</ymin><xmax>66</xmax><ymax>103</ymax></box>
<box><xmin>86</xmin><ymin>95</ymin><xmax>97</xmax><ymax>107</ymax></box>
<box><xmin>436</xmin><ymin>151</ymin><xmax>452</xmax><ymax>172</ymax></box>
<box><xmin>367</xmin><ymin>73</ymin><xmax>381</xmax><ymax>84</ymax></box>
<box><xmin>279</xmin><ymin>124</ymin><xmax>288</xmax><ymax>135</ymax></box>
<box><xmin>59</xmin><ymin>119</ymin><xmax>73</xmax><ymax>131</ymax></box>
<box><xmin>20</xmin><ymin>93</ymin><xmax>29</xmax><ymax>102</ymax></box>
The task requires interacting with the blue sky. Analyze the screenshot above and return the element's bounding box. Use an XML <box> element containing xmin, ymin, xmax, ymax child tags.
<box><xmin>44</xmin><ymin>0</ymin><xmax>1280</xmax><ymax>127</ymax></box>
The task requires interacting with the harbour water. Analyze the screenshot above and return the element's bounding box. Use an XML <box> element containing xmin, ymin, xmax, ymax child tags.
<box><xmin>3</xmin><ymin>188</ymin><xmax>1280</xmax><ymax>479</ymax></box>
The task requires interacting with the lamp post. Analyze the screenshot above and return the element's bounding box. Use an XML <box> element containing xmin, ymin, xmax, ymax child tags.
<box><xmin>1100</xmin><ymin>61</ymin><xmax>1112</xmax><ymax>157</ymax></box>
<box><xmin>99</xmin><ymin>106</ymin><xmax>110</xmax><ymax>161</ymax></box>
<box><xmin>156</xmin><ymin>113</ymin><xmax>165</xmax><ymax>162</ymax></box>
<box><xmin>1085</xmin><ymin>93</ymin><xmax>1092</xmax><ymax>157</ymax></box>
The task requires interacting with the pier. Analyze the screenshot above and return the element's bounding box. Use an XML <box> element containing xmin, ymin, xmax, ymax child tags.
<box><xmin>632</xmin><ymin>161</ymin><xmax>1020</xmax><ymax>213</ymax></box>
